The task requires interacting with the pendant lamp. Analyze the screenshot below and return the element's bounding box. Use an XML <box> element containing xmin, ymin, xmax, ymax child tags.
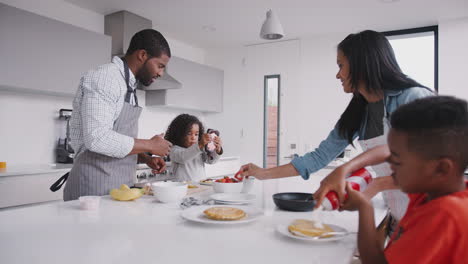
<box><xmin>260</xmin><ymin>9</ymin><xmax>284</xmax><ymax>40</ymax></box>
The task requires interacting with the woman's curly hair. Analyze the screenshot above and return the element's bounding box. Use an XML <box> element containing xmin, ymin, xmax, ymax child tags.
<box><xmin>164</xmin><ymin>114</ymin><xmax>205</xmax><ymax>147</ymax></box>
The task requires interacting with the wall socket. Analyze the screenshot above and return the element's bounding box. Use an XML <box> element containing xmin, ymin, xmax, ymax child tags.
<box><xmin>290</xmin><ymin>143</ymin><xmax>296</xmax><ymax>149</ymax></box>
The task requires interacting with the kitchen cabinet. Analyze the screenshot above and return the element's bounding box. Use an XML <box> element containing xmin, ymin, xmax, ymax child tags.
<box><xmin>145</xmin><ymin>56</ymin><xmax>224</xmax><ymax>113</ymax></box>
<box><xmin>0</xmin><ymin>3</ymin><xmax>111</xmax><ymax>96</ymax></box>
<box><xmin>0</xmin><ymin>172</ymin><xmax>64</xmax><ymax>208</ymax></box>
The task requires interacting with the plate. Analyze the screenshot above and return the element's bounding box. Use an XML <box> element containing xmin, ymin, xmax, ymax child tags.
<box><xmin>210</xmin><ymin>193</ymin><xmax>256</xmax><ymax>204</ymax></box>
<box><xmin>199</xmin><ymin>179</ymin><xmax>214</xmax><ymax>186</ymax></box>
<box><xmin>276</xmin><ymin>223</ymin><xmax>350</xmax><ymax>242</ymax></box>
<box><xmin>181</xmin><ymin>205</ymin><xmax>262</xmax><ymax>225</ymax></box>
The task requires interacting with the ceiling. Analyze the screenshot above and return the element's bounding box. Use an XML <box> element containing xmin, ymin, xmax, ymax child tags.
<box><xmin>64</xmin><ymin>0</ymin><xmax>468</xmax><ymax>49</ymax></box>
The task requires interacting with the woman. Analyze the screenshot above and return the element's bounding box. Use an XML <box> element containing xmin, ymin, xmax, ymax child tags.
<box><xmin>239</xmin><ymin>30</ymin><xmax>434</xmax><ymax>221</ymax></box>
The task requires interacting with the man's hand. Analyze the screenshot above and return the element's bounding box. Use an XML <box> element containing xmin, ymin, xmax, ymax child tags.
<box><xmin>340</xmin><ymin>182</ymin><xmax>371</xmax><ymax>211</ymax></box>
<box><xmin>313</xmin><ymin>166</ymin><xmax>348</xmax><ymax>208</ymax></box>
<box><xmin>146</xmin><ymin>156</ymin><xmax>166</xmax><ymax>174</ymax></box>
<box><xmin>148</xmin><ymin>134</ymin><xmax>172</xmax><ymax>156</ymax></box>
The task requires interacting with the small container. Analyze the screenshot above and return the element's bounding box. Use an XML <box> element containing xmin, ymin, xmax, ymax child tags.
<box><xmin>79</xmin><ymin>196</ymin><xmax>101</xmax><ymax>210</ymax></box>
<box><xmin>0</xmin><ymin>161</ymin><xmax>6</xmax><ymax>169</ymax></box>
<box><xmin>322</xmin><ymin>167</ymin><xmax>374</xmax><ymax>210</ymax></box>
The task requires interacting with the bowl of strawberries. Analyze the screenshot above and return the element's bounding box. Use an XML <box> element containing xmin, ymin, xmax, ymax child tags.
<box><xmin>212</xmin><ymin>174</ymin><xmax>254</xmax><ymax>193</ymax></box>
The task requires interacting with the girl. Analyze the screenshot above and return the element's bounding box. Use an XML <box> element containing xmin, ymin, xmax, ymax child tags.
<box><xmin>165</xmin><ymin>114</ymin><xmax>223</xmax><ymax>182</ymax></box>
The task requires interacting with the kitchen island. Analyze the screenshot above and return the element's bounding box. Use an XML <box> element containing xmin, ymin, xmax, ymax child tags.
<box><xmin>0</xmin><ymin>174</ymin><xmax>387</xmax><ymax>264</ymax></box>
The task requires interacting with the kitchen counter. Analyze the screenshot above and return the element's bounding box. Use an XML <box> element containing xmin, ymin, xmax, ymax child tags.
<box><xmin>0</xmin><ymin>156</ymin><xmax>241</xmax><ymax>177</ymax></box>
<box><xmin>0</xmin><ymin>174</ymin><xmax>387</xmax><ymax>264</ymax></box>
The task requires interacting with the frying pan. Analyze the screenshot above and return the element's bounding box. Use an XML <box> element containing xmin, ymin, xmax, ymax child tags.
<box><xmin>272</xmin><ymin>192</ymin><xmax>316</xmax><ymax>212</ymax></box>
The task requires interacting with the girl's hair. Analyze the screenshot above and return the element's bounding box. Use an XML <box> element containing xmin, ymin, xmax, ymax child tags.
<box><xmin>165</xmin><ymin>114</ymin><xmax>205</xmax><ymax>147</ymax></box>
<box><xmin>336</xmin><ymin>30</ymin><xmax>427</xmax><ymax>144</ymax></box>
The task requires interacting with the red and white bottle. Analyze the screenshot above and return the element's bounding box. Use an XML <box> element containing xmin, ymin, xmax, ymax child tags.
<box><xmin>321</xmin><ymin>167</ymin><xmax>374</xmax><ymax>211</ymax></box>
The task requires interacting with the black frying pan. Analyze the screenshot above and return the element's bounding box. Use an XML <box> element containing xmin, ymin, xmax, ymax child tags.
<box><xmin>272</xmin><ymin>192</ymin><xmax>316</xmax><ymax>212</ymax></box>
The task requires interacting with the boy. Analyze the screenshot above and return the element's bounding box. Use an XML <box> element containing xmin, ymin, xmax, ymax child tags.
<box><xmin>343</xmin><ymin>96</ymin><xmax>468</xmax><ymax>264</ymax></box>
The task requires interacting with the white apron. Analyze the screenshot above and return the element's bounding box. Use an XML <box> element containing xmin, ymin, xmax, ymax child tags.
<box><xmin>358</xmin><ymin>115</ymin><xmax>408</xmax><ymax>221</ymax></box>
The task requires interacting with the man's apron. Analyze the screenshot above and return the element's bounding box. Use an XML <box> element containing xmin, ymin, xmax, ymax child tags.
<box><xmin>63</xmin><ymin>59</ymin><xmax>142</xmax><ymax>201</ymax></box>
<box><xmin>358</xmin><ymin>113</ymin><xmax>409</xmax><ymax>221</ymax></box>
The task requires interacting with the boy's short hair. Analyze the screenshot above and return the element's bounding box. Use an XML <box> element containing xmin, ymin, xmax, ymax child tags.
<box><xmin>390</xmin><ymin>96</ymin><xmax>468</xmax><ymax>173</ymax></box>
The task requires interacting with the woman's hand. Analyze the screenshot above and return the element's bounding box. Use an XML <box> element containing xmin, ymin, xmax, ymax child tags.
<box><xmin>238</xmin><ymin>163</ymin><xmax>268</xmax><ymax>180</ymax></box>
<box><xmin>340</xmin><ymin>182</ymin><xmax>371</xmax><ymax>211</ymax></box>
<box><xmin>313</xmin><ymin>166</ymin><xmax>348</xmax><ymax>208</ymax></box>
<box><xmin>213</xmin><ymin>136</ymin><xmax>223</xmax><ymax>154</ymax></box>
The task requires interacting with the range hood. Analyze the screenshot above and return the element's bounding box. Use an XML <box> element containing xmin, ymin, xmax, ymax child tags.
<box><xmin>104</xmin><ymin>11</ymin><xmax>181</xmax><ymax>90</ymax></box>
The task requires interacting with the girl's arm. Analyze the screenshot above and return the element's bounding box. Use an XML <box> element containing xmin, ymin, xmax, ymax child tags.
<box><xmin>169</xmin><ymin>145</ymin><xmax>202</xmax><ymax>164</ymax></box>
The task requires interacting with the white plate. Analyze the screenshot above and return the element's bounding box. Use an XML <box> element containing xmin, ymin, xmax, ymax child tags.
<box><xmin>181</xmin><ymin>205</ymin><xmax>262</xmax><ymax>225</ymax></box>
<box><xmin>276</xmin><ymin>224</ymin><xmax>350</xmax><ymax>242</ymax></box>
<box><xmin>199</xmin><ymin>180</ymin><xmax>214</xmax><ymax>186</ymax></box>
<box><xmin>210</xmin><ymin>193</ymin><xmax>256</xmax><ymax>204</ymax></box>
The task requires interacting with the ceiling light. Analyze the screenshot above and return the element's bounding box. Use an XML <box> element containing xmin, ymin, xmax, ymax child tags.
<box><xmin>260</xmin><ymin>9</ymin><xmax>284</xmax><ymax>40</ymax></box>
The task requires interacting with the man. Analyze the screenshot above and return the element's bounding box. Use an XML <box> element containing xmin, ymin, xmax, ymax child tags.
<box><xmin>63</xmin><ymin>29</ymin><xmax>172</xmax><ymax>201</ymax></box>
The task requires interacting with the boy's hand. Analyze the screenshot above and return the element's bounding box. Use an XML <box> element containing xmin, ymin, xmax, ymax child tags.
<box><xmin>340</xmin><ymin>182</ymin><xmax>371</xmax><ymax>211</ymax></box>
<box><xmin>313</xmin><ymin>166</ymin><xmax>347</xmax><ymax>208</ymax></box>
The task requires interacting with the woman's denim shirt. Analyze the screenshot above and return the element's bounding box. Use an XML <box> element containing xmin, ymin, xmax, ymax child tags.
<box><xmin>291</xmin><ymin>87</ymin><xmax>434</xmax><ymax>180</ymax></box>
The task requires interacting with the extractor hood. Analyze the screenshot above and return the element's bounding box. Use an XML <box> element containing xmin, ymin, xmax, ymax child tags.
<box><xmin>104</xmin><ymin>11</ymin><xmax>181</xmax><ymax>90</ymax></box>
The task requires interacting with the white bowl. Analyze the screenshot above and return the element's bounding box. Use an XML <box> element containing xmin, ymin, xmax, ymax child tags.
<box><xmin>152</xmin><ymin>182</ymin><xmax>187</xmax><ymax>203</ymax></box>
<box><xmin>212</xmin><ymin>181</ymin><xmax>244</xmax><ymax>193</ymax></box>
<box><xmin>212</xmin><ymin>177</ymin><xmax>255</xmax><ymax>193</ymax></box>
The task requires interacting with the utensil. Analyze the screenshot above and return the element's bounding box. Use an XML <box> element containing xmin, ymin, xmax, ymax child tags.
<box><xmin>272</xmin><ymin>192</ymin><xmax>316</xmax><ymax>211</ymax></box>
<box><xmin>309</xmin><ymin>231</ymin><xmax>356</xmax><ymax>240</ymax></box>
<box><xmin>276</xmin><ymin>224</ymin><xmax>351</xmax><ymax>242</ymax></box>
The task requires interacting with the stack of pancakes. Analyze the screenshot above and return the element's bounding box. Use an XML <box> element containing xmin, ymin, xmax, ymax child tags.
<box><xmin>203</xmin><ymin>207</ymin><xmax>246</xmax><ymax>221</ymax></box>
<box><xmin>288</xmin><ymin>219</ymin><xmax>334</xmax><ymax>237</ymax></box>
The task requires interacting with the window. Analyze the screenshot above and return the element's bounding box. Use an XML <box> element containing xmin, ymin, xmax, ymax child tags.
<box><xmin>384</xmin><ymin>26</ymin><xmax>438</xmax><ymax>91</ymax></box>
<box><xmin>263</xmin><ymin>75</ymin><xmax>280</xmax><ymax>168</ymax></box>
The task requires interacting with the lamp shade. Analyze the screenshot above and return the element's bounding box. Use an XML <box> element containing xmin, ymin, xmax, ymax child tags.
<box><xmin>260</xmin><ymin>9</ymin><xmax>284</xmax><ymax>40</ymax></box>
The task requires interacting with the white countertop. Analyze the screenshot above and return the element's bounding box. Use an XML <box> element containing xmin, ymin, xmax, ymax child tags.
<box><xmin>0</xmin><ymin>174</ymin><xmax>387</xmax><ymax>264</ymax></box>
<box><xmin>0</xmin><ymin>156</ymin><xmax>241</xmax><ymax>177</ymax></box>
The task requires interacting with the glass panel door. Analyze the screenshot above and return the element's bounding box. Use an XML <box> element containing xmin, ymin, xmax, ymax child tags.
<box><xmin>263</xmin><ymin>75</ymin><xmax>280</xmax><ymax>168</ymax></box>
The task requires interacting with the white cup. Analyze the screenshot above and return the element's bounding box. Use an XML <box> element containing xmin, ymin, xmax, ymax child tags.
<box><xmin>79</xmin><ymin>196</ymin><xmax>101</xmax><ymax>210</ymax></box>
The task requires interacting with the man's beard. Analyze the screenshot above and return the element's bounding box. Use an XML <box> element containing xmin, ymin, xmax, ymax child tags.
<box><xmin>136</xmin><ymin>59</ymin><xmax>156</xmax><ymax>86</ymax></box>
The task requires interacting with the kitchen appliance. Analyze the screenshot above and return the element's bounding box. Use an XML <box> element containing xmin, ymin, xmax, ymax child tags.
<box><xmin>56</xmin><ymin>109</ymin><xmax>74</xmax><ymax>163</ymax></box>
<box><xmin>272</xmin><ymin>192</ymin><xmax>316</xmax><ymax>212</ymax></box>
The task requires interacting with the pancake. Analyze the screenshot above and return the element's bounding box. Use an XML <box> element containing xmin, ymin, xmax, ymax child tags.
<box><xmin>203</xmin><ymin>207</ymin><xmax>246</xmax><ymax>221</ymax></box>
<box><xmin>288</xmin><ymin>219</ymin><xmax>334</xmax><ymax>237</ymax></box>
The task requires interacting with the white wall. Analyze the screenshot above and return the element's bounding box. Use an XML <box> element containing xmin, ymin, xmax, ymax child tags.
<box><xmin>205</xmin><ymin>35</ymin><xmax>352</xmax><ymax>167</ymax></box>
<box><xmin>0</xmin><ymin>1</ymin><xmax>207</xmax><ymax>166</ymax></box>
<box><xmin>206</xmin><ymin>19</ymin><xmax>468</xmax><ymax>169</ymax></box>
<box><xmin>439</xmin><ymin>16</ymin><xmax>468</xmax><ymax>100</ymax></box>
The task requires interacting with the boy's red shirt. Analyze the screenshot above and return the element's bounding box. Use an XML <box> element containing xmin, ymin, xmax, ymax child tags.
<box><xmin>384</xmin><ymin>182</ymin><xmax>468</xmax><ymax>263</ymax></box>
